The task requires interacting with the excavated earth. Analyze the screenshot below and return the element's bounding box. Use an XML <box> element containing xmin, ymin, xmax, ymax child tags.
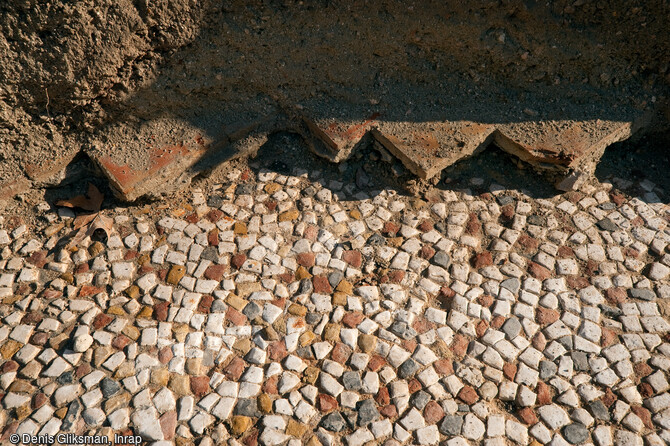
<box><xmin>1</xmin><ymin>0</ymin><xmax>669</xmax><ymax>204</ymax></box>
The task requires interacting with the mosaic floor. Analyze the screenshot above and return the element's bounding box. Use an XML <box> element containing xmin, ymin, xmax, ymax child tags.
<box><xmin>1</xmin><ymin>165</ymin><xmax>669</xmax><ymax>446</ymax></box>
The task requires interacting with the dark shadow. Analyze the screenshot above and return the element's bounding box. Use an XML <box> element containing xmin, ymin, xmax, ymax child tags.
<box><xmin>595</xmin><ymin>130</ymin><xmax>670</xmax><ymax>203</ymax></box>
<box><xmin>42</xmin><ymin>152</ymin><xmax>155</xmax><ymax>213</ymax></box>
<box><xmin>246</xmin><ymin>130</ymin><xmax>412</xmax><ymax>201</ymax></box>
<box><xmin>245</xmin><ymin>130</ymin><xmax>559</xmax><ymax>203</ymax></box>
<box><xmin>437</xmin><ymin>144</ymin><xmax>559</xmax><ymax>200</ymax></box>
<box><xmin>42</xmin><ymin>153</ymin><xmax>108</xmax><ymax>208</ymax></box>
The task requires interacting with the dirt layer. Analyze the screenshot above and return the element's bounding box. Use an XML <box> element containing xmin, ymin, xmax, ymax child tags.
<box><xmin>1</xmin><ymin>0</ymin><xmax>668</xmax><ymax>190</ymax></box>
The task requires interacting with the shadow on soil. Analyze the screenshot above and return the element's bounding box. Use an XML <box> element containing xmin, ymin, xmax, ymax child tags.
<box><xmin>246</xmin><ymin>131</ymin><xmax>559</xmax><ymax>202</ymax></box>
<box><xmin>595</xmin><ymin>130</ymin><xmax>670</xmax><ymax>203</ymax></box>
<box><xmin>87</xmin><ymin>0</ymin><xmax>666</xmax><ymax>177</ymax></box>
